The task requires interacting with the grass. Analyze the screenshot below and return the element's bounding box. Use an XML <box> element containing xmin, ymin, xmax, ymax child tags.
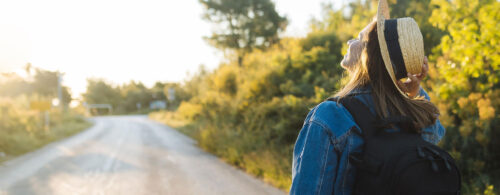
<box><xmin>0</xmin><ymin>110</ymin><xmax>92</xmax><ymax>164</ymax></box>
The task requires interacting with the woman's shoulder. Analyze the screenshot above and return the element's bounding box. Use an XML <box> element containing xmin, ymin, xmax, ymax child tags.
<box><xmin>305</xmin><ymin>98</ymin><xmax>359</xmax><ymax>137</ymax></box>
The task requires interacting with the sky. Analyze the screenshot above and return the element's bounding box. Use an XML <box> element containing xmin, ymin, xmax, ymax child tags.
<box><xmin>0</xmin><ymin>0</ymin><xmax>344</xmax><ymax>98</ymax></box>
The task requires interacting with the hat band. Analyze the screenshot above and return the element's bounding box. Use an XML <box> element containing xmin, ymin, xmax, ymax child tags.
<box><xmin>384</xmin><ymin>19</ymin><xmax>408</xmax><ymax>80</ymax></box>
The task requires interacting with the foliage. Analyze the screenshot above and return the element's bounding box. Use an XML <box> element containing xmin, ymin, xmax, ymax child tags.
<box><xmin>162</xmin><ymin>82</ymin><xmax>192</xmax><ymax>110</ymax></box>
<box><xmin>0</xmin><ymin>96</ymin><xmax>90</xmax><ymax>163</ymax></box>
<box><xmin>151</xmin><ymin>82</ymin><xmax>167</xmax><ymax>101</ymax></box>
<box><xmin>151</xmin><ymin>29</ymin><xmax>344</xmax><ymax>190</ymax></box>
<box><xmin>426</xmin><ymin>0</ymin><xmax>500</xmax><ymax>193</ymax></box>
<box><xmin>120</xmin><ymin>81</ymin><xmax>154</xmax><ymax>112</ymax></box>
<box><xmin>83</xmin><ymin>79</ymin><xmax>122</xmax><ymax>112</ymax></box>
<box><xmin>83</xmin><ymin>79</ymin><xmax>192</xmax><ymax>114</ymax></box>
<box><xmin>0</xmin><ymin>66</ymin><xmax>90</xmax><ymax>163</ymax></box>
<box><xmin>199</xmin><ymin>0</ymin><xmax>287</xmax><ymax>65</ymax></box>
<box><xmin>0</xmin><ymin>66</ymin><xmax>72</xmax><ymax>107</ymax></box>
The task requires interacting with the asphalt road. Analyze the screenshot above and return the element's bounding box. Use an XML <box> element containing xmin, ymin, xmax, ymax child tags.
<box><xmin>0</xmin><ymin>115</ymin><xmax>285</xmax><ymax>195</ymax></box>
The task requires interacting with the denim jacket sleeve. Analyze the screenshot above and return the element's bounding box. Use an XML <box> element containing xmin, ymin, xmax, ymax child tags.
<box><xmin>290</xmin><ymin>101</ymin><xmax>357</xmax><ymax>195</ymax></box>
<box><xmin>419</xmin><ymin>87</ymin><xmax>446</xmax><ymax>144</ymax></box>
<box><xmin>290</xmin><ymin>120</ymin><xmax>337</xmax><ymax>195</ymax></box>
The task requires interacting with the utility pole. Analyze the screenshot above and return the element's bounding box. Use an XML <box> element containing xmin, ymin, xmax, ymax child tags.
<box><xmin>57</xmin><ymin>72</ymin><xmax>64</xmax><ymax>110</ymax></box>
<box><xmin>168</xmin><ymin>88</ymin><xmax>175</xmax><ymax>101</ymax></box>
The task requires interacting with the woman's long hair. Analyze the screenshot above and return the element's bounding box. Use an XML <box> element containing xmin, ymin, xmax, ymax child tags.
<box><xmin>335</xmin><ymin>22</ymin><xmax>439</xmax><ymax>132</ymax></box>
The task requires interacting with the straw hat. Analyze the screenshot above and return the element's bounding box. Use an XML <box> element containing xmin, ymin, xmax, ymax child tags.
<box><xmin>377</xmin><ymin>0</ymin><xmax>424</xmax><ymax>98</ymax></box>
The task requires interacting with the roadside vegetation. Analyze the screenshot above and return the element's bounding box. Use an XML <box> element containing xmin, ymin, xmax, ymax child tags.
<box><xmin>0</xmin><ymin>98</ymin><xmax>91</xmax><ymax>163</ymax></box>
<box><xmin>151</xmin><ymin>0</ymin><xmax>499</xmax><ymax>194</ymax></box>
<box><xmin>0</xmin><ymin>67</ymin><xmax>91</xmax><ymax>163</ymax></box>
<box><xmin>82</xmin><ymin>79</ymin><xmax>186</xmax><ymax>115</ymax></box>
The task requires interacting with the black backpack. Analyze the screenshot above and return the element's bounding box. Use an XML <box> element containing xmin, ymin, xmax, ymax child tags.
<box><xmin>327</xmin><ymin>96</ymin><xmax>461</xmax><ymax>195</ymax></box>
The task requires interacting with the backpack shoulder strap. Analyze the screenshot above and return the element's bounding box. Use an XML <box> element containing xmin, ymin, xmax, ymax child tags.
<box><xmin>326</xmin><ymin>96</ymin><xmax>378</xmax><ymax>138</ymax></box>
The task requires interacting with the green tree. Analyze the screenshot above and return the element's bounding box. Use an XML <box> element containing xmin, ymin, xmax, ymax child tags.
<box><xmin>162</xmin><ymin>82</ymin><xmax>191</xmax><ymax>110</ymax></box>
<box><xmin>0</xmin><ymin>67</ymin><xmax>72</xmax><ymax>108</ymax></box>
<box><xmin>389</xmin><ymin>0</ymin><xmax>445</xmax><ymax>54</ymax></box>
<box><xmin>31</xmin><ymin>68</ymin><xmax>59</xmax><ymax>97</ymax></box>
<box><xmin>120</xmin><ymin>81</ymin><xmax>153</xmax><ymax>112</ymax></box>
<box><xmin>427</xmin><ymin>0</ymin><xmax>500</xmax><ymax>193</ymax></box>
<box><xmin>199</xmin><ymin>0</ymin><xmax>287</xmax><ymax>65</ymax></box>
<box><xmin>181</xmin><ymin>65</ymin><xmax>211</xmax><ymax>100</ymax></box>
<box><xmin>151</xmin><ymin>82</ymin><xmax>167</xmax><ymax>101</ymax></box>
<box><xmin>82</xmin><ymin>79</ymin><xmax>122</xmax><ymax>110</ymax></box>
<box><xmin>60</xmin><ymin>86</ymin><xmax>72</xmax><ymax>107</ymax></box>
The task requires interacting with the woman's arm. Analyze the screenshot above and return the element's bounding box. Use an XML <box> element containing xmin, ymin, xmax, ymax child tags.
<box><xmin>290</xmin><ymin>121</ymin><xmax>337</xmax><ymax>195</ymax></box>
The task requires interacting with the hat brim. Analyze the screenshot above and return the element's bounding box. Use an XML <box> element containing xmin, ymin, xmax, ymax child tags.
<box><xmin>377</xmin><ymin>0</ymin><xmax>409</xmax><ymax>98</ymax></box>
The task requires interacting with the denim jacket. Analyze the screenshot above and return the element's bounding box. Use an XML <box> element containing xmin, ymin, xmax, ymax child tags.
<box><xmin>289</xmin><ymin>86</ymin><xmax>445</xmax><ymax>195</ymax></box>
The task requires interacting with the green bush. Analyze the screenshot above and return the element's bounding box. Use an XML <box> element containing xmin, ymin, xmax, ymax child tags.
<box><xmin>426</xmin><ymin>0</ymin><xmax>500</xmax><ymax>193</ymax></box>
<box><xmin>0</xmin><ymin>97</ymin><xmax>91</xmax><ymax>163</ymax></box>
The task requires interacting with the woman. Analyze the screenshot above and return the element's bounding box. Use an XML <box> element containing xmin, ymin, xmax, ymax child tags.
<box><xmin>289</xmin><ymin>1</ymin><xmax>446</xmax><ymax>194</ymax></box>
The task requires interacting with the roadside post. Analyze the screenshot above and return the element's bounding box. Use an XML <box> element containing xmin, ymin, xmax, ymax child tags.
<box><xmin>167</xmin><ymin>87</ymin><xmax>175</xmax><ymax>109</ymax></box>
<box><xmin>168</xmin><ymin>88</ymin><xmax>175</xmax><ymax>101</ymax></box>
<box><xmin>57</xmin><ymin>73</ymin><xmax>64</xmax><ymax>111</ymax></box>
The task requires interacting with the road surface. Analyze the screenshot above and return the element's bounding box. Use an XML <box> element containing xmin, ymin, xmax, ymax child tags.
<box><xmin>0</xmin><ymin>116</ymin><xmax>286</xmax><ymax>195</ymax></box>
